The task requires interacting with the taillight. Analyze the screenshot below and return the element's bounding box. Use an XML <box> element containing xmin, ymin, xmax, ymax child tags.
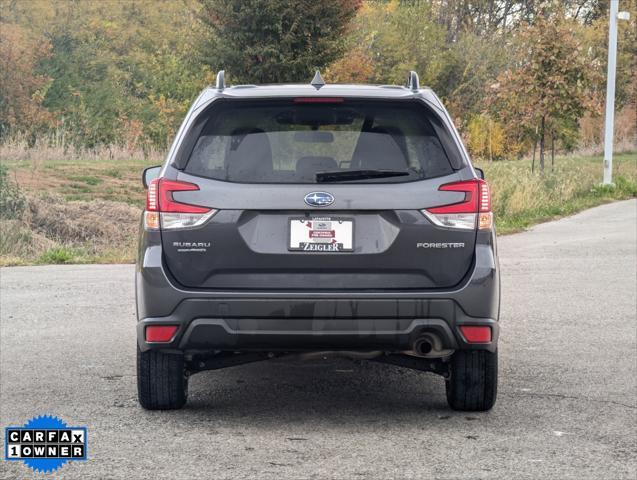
<box><xmin>144</xmin><ymin>178</ymin><xmax>217</xmax><ymax>230</ymax></box>
<box><xmin>422</xmin><ymin>179</ymin><xmax>493</xmax><ymax>230</ymax></box>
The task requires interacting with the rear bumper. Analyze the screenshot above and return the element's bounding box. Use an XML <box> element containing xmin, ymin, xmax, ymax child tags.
<box><xmin>136</xmin><ymin>229</ymin><xmax>500</xmax><ymax>354</ymax></box>
<box><xmin>137</xmin><ymin>298</ymin><xmax>499</xmax><ymax>353</ymax></box>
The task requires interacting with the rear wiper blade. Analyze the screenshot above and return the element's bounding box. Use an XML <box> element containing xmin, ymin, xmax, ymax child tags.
<box><xmin>316</xmin><ymin>169</ymin><xmax>410</xmax><ymax>183</ymax></box>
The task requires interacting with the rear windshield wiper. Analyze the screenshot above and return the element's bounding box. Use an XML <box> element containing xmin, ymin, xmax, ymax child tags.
<box><xmin>316</xmin><ymin>169</ymin><xmax>410</xmax><ymax>183</ymax></box>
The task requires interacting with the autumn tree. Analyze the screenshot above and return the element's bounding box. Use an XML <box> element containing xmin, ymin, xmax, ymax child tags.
<box><xmin>325</xmin><ymin>49</ymin><xmax>375</xmax><ymax>83</ymax></box>
<box><xmin>0</xmin><ymin>22</ymin><xmax>52</xmax><ymax>137</ymax></box>
<box><xmin>196</xmin><ymin>0</ymin><xmax>361</xmax><ymax>83</ymax></box>
<box><xmin>466</xmin><ymin>114</ymin><xmax>507</xmax><ymax>161</ymax></box>
<box><xmin>489</xmin><ymin>9</ymin><xmax>599</xmax><ymax>171</ymax></box>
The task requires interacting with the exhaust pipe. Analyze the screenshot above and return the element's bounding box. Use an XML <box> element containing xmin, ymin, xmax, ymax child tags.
<box><xmin>412</xmin><ymin>337</ymin><xmax>433</xmax><ymax>356</ymax></box>
<box><xmin>407</xmin><ymin>333</ymin><xmax>454</xmax><ymax>358</ymax></box>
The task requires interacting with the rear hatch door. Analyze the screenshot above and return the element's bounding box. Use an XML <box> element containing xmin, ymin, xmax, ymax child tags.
<box><xmin>159</xmin><ymin>98</ymin><xmax>477</xmax><ymax>290</ymax></box>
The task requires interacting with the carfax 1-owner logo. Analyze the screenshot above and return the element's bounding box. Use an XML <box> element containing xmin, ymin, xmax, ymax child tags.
<box><xmin>4</xmin><ymin>415</ymin><xmax>88</xmax><ymax>474</ymax></box>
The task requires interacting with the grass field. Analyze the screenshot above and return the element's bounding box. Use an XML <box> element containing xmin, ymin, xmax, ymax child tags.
<box><xmin>1</xmin><ymin>151</ymin><xmax>635</xmax><ymax>266</ymax></box>
<box><xmin>477</xmin><ymin>152</ymin><xmax>637</xmax><ymax>233</ymax></box>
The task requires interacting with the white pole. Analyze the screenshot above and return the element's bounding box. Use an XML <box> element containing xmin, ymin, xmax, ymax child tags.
<box><xmin>602</xmin><ymin>0</ymin><xmax>619</xmax><ymax>185</ymax></box>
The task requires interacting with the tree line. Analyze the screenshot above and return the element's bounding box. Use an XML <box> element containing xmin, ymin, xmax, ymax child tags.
<box><xmin>0</xmin><ymin>0</ymin><xmax>635</xmax><ymax>168</ymax></box>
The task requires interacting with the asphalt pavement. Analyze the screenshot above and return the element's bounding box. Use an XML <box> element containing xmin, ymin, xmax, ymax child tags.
<box><xmin>1</xmin><ymin>199</ymin><xmax>635</xmax><ymax>479</ymax></box>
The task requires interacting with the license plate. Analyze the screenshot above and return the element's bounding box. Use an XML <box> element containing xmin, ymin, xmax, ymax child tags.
<box><xmin>289</xmin><ymin>218</ymin><xmax>353</xmax><ymax>252</ymax></box>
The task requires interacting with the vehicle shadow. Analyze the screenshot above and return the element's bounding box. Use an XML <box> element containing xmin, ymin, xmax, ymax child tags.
<box><xmin>175</xmin><ymin>356</ymin><xmax>466</xmax><ymax>427</ymax></box>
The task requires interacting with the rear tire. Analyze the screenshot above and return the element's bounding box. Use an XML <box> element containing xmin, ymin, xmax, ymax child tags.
<box><xmin>137</xmin><ymin>345</ymin><xmax>188</xmax><ymax>410</ymax></box>
<box><xmin>445</xmin><ymin>349</ymin><xmax>497</xmax><ymax>411</ymax></box>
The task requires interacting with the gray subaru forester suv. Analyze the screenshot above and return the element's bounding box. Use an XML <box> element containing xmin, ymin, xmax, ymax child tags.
<box><xmin>136</xmin><ymin>71</ymin><xmax>500</xmax><ymax>411</ymax></box>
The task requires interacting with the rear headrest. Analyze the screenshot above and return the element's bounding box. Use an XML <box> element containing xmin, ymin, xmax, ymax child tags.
<box><xmin>373</xmin><ymin>126</ymin><xmax>408</xmax><ymax>159</ymax></box>
<box><xmin>226</xmin><ymin>129</ymin><xmax>273</xmax><ymax>181</ymax></box>
<box><xmin>351</xmin><ymin>129</ymin><xmax>408</xmax><ymax>170</ymax></box>
<box><xmin>295</xmin><ymin>156</ymin><xmax>338</xmax><ymax>181</ymax></box>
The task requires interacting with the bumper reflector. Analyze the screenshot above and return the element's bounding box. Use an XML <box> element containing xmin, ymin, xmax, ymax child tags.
<box><xmin>459</xmin><ymin>325</ymin><xmax>492</xmax><ymax>343</ymax></box>
<box><xmin>146</xmin><ymin>325</ymin><xmax>178</xmax><ymax>342</ymax></box>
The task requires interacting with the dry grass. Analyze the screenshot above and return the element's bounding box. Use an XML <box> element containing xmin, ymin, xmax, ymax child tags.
<box><xmin>26</xmin><ymin>193</ymin><xmax>140</xmax><ymax>248</ymax></box>
<box><xmin>1</xmin><ymin>144</ymin><xmax>159</xmax><ymax>206</ymax></box>
<box><xmin>0</xmin><ymin>134</ymin><xmax>165</xmax><ymax>165</ymax></box>
<box><xmin>0</xmin><ymin>140</ymin><xmax>156</xmax><ymax>265</ymax></box>
<box><xmin>477</xmin><ymin>152</ymin><xmax>637</xmax><ymax>232</ymax></box>
<box><xmin>0</xmin><ymin>193</ymin><xmax>140</xmax><ymax>266</ymax></box>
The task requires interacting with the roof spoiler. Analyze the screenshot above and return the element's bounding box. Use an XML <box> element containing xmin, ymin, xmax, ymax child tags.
<box><xmin>214</xmin><ymin>69</ymin><xmax>420</xmax><ymax>91</ymax></box>
<box><xmin>407</xmin><ymin>71</ymin><xmax>419</xmax><ymax>91</ymax></box>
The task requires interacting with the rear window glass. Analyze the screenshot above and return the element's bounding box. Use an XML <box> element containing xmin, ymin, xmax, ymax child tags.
<box><xmin>183</xmin><ymin>99</ymin><xmax>456</xmax><ymax>184</ymax></box>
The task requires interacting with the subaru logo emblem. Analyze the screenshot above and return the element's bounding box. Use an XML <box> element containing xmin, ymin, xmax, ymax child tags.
<box><xmin>304</xmin><ymin>191</ymin><xmax>334</xmax><ymax>207</ymax></box>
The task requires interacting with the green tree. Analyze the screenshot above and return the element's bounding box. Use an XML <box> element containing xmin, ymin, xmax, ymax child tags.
<box><xmin>1</xmin><ymin>0</ymin><xmax>212</xmax><ymax>149</ymax></box>
<box><xmin>197</xmin><ymin>0</ymin><xmax>361</xmax><ymax>83</ymax></box>
<box><xmin>342</xmin><ymin>1</ymin><xmax>448</xmax><ymax>87</ymax></box>
<box><xmin>330</xmin><ymin>1</ymin><xmax>508</xmax><ymax>130</ymax></box>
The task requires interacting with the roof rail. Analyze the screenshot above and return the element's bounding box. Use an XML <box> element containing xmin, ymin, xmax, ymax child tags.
<box><xmin>216</xmin><ymin>70</ymin><xmax>225</xmax><ymax>90</ymax></box>
<box><xmin>407</xmin><ymin>71</ymin><xmax>419</xmax><ymax>91</ymax></box>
